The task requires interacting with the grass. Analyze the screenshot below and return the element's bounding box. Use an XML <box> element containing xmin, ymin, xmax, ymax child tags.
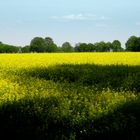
<box><xmin>0</xmin><ymin>52</ymin><xmax>140</xmax><ymax>139</ymax></box>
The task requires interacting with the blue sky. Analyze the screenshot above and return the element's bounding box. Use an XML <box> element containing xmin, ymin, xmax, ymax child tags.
<box><xmin>0</xmin><ymin>0</ymin><xmax>140</xmax><ymax>48</ymax></box>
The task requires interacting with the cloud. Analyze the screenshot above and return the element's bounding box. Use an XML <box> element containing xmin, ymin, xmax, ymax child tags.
<box><xmin>51</xmin><ymin>14</ymin><xmax>88</xmax><ymax>21</ymax></box>
<box><xmin>50</xmin><ymin>14</ymin><xmax>110</xmax><ymax>22</ymax></box>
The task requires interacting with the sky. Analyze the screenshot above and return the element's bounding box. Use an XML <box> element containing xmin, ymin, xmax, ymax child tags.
<box><xmin>0</xmin><ymin>0</ymin><xmax>140</xmax><ymax>48</ymax></box>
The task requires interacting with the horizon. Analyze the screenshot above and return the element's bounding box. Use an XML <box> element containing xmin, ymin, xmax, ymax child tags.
<box><xmin>0</xmin><ymin>0</ymin><xmax>140</xmax><ymax>48</ymax></box>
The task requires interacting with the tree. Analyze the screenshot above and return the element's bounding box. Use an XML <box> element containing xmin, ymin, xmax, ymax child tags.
<box><xmin>94</xmin><ymin>41</ymin><xmax>108</xmax><ymax>52</ymax></box>
<box><xmin>21</xmin><ymin>45</ymin><xmax>30</xmax><ymax>53</ymax></box>
<box><xmin>106</xmin><ymin>42</ymin><xmax>113</xmax><ymax>52</ymax></box>
<box><xmin>44</xmin><ymin>37</ymin><xmax>58</xmax><ymax>52</ymax></box>
<box><xmin>74</xmin><ymin>43</ymin><xmax>89</xmax><ymax>52</ymax></box>
<box><xmin>0</xmin><ymin>43</ymin><xmax>19</xmax><ymax>53</ymax></box>
<box><xmin>112</xmin><ymin>40</ymin><xmax>122</xmax><ymax>52</ymax></box>
<box><xmin>30</xmin><ymin>37</ymin><xmax>46</xmax><ymax>52</ymax></box>
<box><xmin>61</xmin><ymin>42</ymin><xmax>74</xmax><ymax>52</ymax></box>
<box><xmin>57</xmin><ymin>47</ymin><xmax>63</xmax><ymax>52</ymax></box>
<box><xmin>87</xmin><ymin>43</ymin><xmax>96</xmax><ymax>52</ymax></box>
<box><xmin>125</xmin><ymin>36</ymin><xmax>140</xmax><ymax>52</ymax></box>
<box><xmin>75</xmin><ymin>42</ymin><xmax>112</xmax><ymax>52</ymax></box>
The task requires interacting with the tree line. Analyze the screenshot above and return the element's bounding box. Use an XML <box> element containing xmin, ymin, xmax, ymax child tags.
<box><xmin>0</xmin><ymin>35</ymin><xmax>140</xmax><ymax>53</ymax></box>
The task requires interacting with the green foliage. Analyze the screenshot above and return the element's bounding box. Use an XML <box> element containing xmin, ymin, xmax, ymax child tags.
<box><xmin>1</xmin><ymin>35</ymin><xmax>140</xmax><ymax>53</ymax></box>
<box><xmin>30</xmin><ymin>37</ymin><xmax>46</xmax><ymax>52</ymax></box>
<box><xmin>21</xmin><ymin>45</ymin><xmax>30</xmax><ymax>53</ymax></box>
<box><xmin>0</xmin><ymin>43</ymin><xmax>19</xmax><ymax>53</ymax></box>
<box><xmin>112</xmin><ymin>40</ymin><xmax>122</xmax><ymax>52</ymax></box>
<box><xmin>29</xmin><ymin>37</ymin><xmax>58</xmax><ymax>53</ymax></box>
<box><xmin>95</xmin><ymin>41</ymin><xmax>111</xmax><ymax>52</ymax></box>
<box><xmin>0</xmin><ymin>60</ymin><xmax>139</xmax><ymax>139</ymax></box>
<box><xmin>75</xmin><ymin>43</ymin><xmax>90</xmax><ymax>52</ymax></box>
<box><xmin>125</xmin><ymin>36</ymin><xmax>140</xmax><ymax>52</ymax></box>
<box><xmin>75</xmin><ymin>41</ymin><xmax>114</xmax><ymax>52</ymax></box>
<box><xmin>61</xmin><ymin>42</ymin><xmax>74</xmax><ymax>52</ymax></box>
<box><xmin>26</xmin><ymin>64</ymin><xmax>140</xmax><ymax>92</ymax></box>
<box><xmin>44</xmin><ymin>37</ymin><xmax>58</xmax><ymax>52</ymax></box>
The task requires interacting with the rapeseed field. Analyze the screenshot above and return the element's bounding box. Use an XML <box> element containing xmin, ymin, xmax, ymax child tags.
<box><xmin>0</xmin><ymin>53</ymin><xmax>140</xmax><ymax>139</ymax></box>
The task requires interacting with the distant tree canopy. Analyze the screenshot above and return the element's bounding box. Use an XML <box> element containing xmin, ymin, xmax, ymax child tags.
<box><xmin>61</xmin><ymin>42</ymin><xmax>74</xmax><ymax>52</ymax></box>
<box><xmin>30</xmin><ymin>37</ymin><xmax>58</xmax><ymax>52</ymax></box>
<box><xmin>75</xmin><ymin>43</ymin><xmax>94</xmax><ymax>52</ymax></box>
<box><xmin>125</xmin><ymin>36</ymin><xmax>140</xmax><ymax>52</ymax></box>
<box><xmin>112</xmin><ymin>40</ymin><xmax>123</xmax><ymax>52</ymax></box>
<box><xmin>27</xmin><ymin>36</ymin><xmax>125</xmax><ymax>53</ymax></box>
<box><xmin>30</xmin><ymin>37</ymin><xmax>46</xmax><ymax>52</ymax></box>
<box><xmin>21</xmin><ymin>45</ymin><xmax>30</xmax><ymax>53</ymax></box>
<box><xmin>94</xmin><ymin>42</ymin><xmax>110</xmax><ymax>52</ymax></box>
<box><xmin>74</xmin><ymin>41</ymin><xmax>123</xmax><ymax>52</ymax></box>
<box><xmin>0</xmin><ymin>35</ymin><xmax>140</xmax><ymax>53</ymax></box>
<box><xmin>0</xmin><ymin>43</ymin><xmax>19</xmax><ymax>53</ymax></box>
<box><xmin>45</xmin><ymin>37</ymin><xmax>58</xmax><ymax>52</ymax></box>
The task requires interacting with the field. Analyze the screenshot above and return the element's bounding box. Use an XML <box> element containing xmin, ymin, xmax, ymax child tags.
<box><xmin>0</xmin><ymin>52</ymin><xmax>140</xmax><ymax>140</ymax></box>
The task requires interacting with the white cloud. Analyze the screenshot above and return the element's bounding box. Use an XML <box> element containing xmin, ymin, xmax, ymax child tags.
<box><xmin>62</xmin><ymin>14</ymin><xmax>88</xmax><ymax>20</ymax></box>
<box><xmin>50</xmin><ymin>14</ymin><xmax>110</xmax><ymax>22</ymax></box>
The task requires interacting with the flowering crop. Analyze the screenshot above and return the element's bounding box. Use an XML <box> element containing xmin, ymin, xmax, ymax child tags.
<box><xmin>0</xmin><ymin>52</ymin><xmax>140</xmax><ymax>139</ymax></box>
